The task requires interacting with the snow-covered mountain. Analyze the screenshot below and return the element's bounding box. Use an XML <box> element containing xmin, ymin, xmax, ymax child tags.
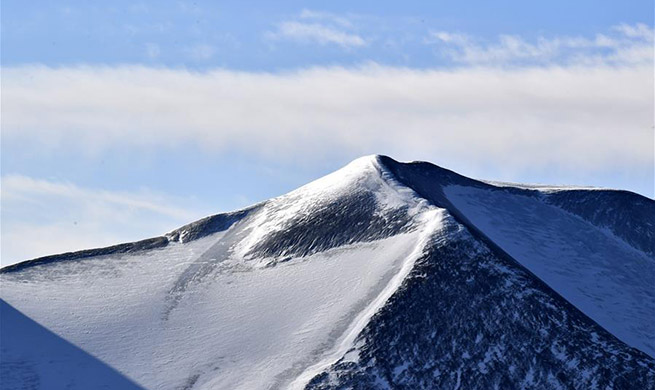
<box><xmin>1</xmin><ymin>155</ymin><xmax>654</xmax><ymax>389</ymax></box>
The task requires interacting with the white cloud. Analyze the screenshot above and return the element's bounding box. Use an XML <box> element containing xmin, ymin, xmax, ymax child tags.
<box><xmin>0</xmin><ymin>175</ymin><xmax>207</xmax><ymax>265</ymax></box>
<box><xmin>612</xmin><ymin>23</ymin><xmax>654</xmax><ymax>40</ymax></box>
<box><xmin>2</xmin><ymin>63</ymin><xmax>652</xmax><ymax>175</ymax></box>
<box><xmin>428</xmin><ymin>23</ymin><xmax>654</xmax><ymax>66</ymax></box>
<box><xmin>268</xmin><ymin>21</ymin><xmax>366</xmax><ymax>48</ymax></box>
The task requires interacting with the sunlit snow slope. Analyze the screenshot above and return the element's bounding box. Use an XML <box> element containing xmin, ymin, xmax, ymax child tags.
<box><xmin>1</xmin><ymin>156</ymin><xmax>440</xmax><ymax>390</ymax></box>
<box><xmin>2</xmin><ymin>155</ymin><xmax>654</xmax><ymax>390</ymax></box>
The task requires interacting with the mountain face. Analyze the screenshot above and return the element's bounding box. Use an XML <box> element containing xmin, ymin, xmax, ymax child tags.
<box><xmin>1</xmin><ymin>155</ymin><xmax>654</xmax><ymax>390</ymax></box>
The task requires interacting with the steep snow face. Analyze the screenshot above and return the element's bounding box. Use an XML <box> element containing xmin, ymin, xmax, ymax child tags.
<box><xmin>1</xmin><ymin>155</ymin><xmax>440</xmax><ymax>390</ymax></box>
<box><xmin>444</xmin><ymin>184</ymin><xmax>655</xmax><ymax>358</ymax></box>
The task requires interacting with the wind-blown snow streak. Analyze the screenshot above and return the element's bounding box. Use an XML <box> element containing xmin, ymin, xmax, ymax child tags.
<box><xmin>289</xmin><ymin>208</ymin><xmax>444</xmax><ymax>390</ymax></box>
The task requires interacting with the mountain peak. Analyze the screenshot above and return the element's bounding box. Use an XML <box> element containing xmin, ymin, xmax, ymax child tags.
<box><xmin>286</xmin><ymin>154</ymin><xmax>387</xmax><ymax>199</ymax></box>
<box><xmin>1</xmin><ymin>155</ymin><xmax>654</xmax><ymax>389</ymax></box>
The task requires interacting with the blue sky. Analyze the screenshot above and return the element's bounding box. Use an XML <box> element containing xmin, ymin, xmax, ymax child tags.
<box><xmin>1</xmin><ymin>1</ymin><xmax>653</xmax><ymax>264</ymax></box>
<box><xmin>3</xmin><ymin>1</ymin><xmax>653</xmax><ymax>69</ymax></box>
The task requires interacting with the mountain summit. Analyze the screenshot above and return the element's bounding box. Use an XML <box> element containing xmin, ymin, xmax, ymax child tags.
<box><xmin>2</xmin><ymin>155</ymin><xmax>654</xmax><ymax>389</ymax></box>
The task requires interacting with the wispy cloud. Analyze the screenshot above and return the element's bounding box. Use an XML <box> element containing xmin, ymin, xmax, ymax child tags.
<box><xmin>2</xmin><ymin>175</ymin><xmax>194</xmax><ymax>220</ymax></box>
<box><xmin>298</xmin><ymin>9</ymin><xmax>354</xmax><ymax>28</ymax></box>
<box><xmin>428</xmin><ymin>23</ymin><xmax>653</xmax><ymax>66</ymax></box>
<box><xmin>268</xmin><ymin>22</ymin><xmax>366</xmax><ymax>48</ymax></box>
<box><xmin>266</xmin><ymin>10</ymin><xmax>367</xmax><ymax>48</ymax></box>
<box><xmin>1</xmin><ymin>175</ymin><xmax>206</xmax><ymax>265</ymax></box>
<box><xmin>186</xmin><ymin>43</ymin><xmax>215</xmax><ymax>60</ymax></box>
<box><xmin>145</xmin><ymin>43</ymin><xmax>160</xmax><ymax>59</ymax></box>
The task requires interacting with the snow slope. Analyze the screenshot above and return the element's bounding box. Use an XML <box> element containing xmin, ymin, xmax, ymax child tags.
<box><xmin>444</xmin><ymin>184</ymin><xmax>655</xmax><ymax>358</ymax></box>
<box><xmin>1</xmin><ymin>155</ymin><xmax>654</xmax><ymax>389</ymax></box>
<box><xmin>1</xmin><ymin>156</ymin><xmax>441</xmax><ymax>390</ymax></box>
<box><xmin>0</xmin><ymin>300</ymin><xmax>142</xmax><ymax>390</ymax></box>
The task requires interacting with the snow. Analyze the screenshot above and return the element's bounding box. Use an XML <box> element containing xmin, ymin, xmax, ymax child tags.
<box><xmin>2</xmin><ymin>156</ymin><xmax>652</xmax><ymax>389</ymax></box>
<box><xmin>231</xmin><ymin>155</ymin><xmax>419</xmax><ymax>259</ymax></box>
<box><xmin>444</xmin><ymin>184</ymin><xmax>655</xmax><ymax>358</ymax></box>
<box><xmin>0</xmin><ymin>300</ymin><xmax>142</xmax><ymax>390</ymax></box>
<box><xmin>288</xmin><ymin>209</ymin><xmax>444</xmax><ymax>390</ymax></box>
<box><xmin>2</xmin><ymin>228</ymin><xmax>437</xmax><ymax>389</ymax></box>
<box><xmin>1</xmin><ymin>155</ymin><xmax>442</xmax><ymax>390</ymax></box>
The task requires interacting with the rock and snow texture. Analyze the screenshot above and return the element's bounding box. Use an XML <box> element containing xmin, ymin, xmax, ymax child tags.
<box><xmin>306</xmin><ymin>216</ymin><xmax>655</xmax><ymax>390</ymax></box>
<box><xmin>1</xmin><ymin>155</ymin><xmax>654</xmax><ymax>389</ymax></box>
<box><xmin>444</xmin><ymin>184</ymin><xmax>655</xmax><ymax>358</ymax></box>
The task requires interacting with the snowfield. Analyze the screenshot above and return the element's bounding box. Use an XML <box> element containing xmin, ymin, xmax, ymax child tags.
<box><xmin>2</xmin><ymin>155</ymin><xmax>654</xmax><ymax>389</ymax></box>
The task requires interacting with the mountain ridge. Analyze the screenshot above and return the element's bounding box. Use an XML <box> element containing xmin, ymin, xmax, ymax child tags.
<box><xmin>4</xmin><ymin>154</ymin><xmax>652</xmax><ymax>273</ymax></box>
<box><xmin>1</xmin><ymin>155</ymin><xmax>654</xmax><ymax>389</ymax></box>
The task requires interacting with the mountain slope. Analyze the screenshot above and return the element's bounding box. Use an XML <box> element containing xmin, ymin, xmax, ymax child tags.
<box><xmin>1</xmin><ymin>157</ymin><xmax>440</xmax><ymax>390</ymax></box>
<box><xmin>1</xmin><ymin>155</ymin><xmax>654</xmax><ymax>389</ymax></box>
<box><xmin>305</xmin><ymin>212</ymin><xmax>654</xmax><ymax>390</ymax></box>
<box><xmin>379</xmin><ymin>156</ymin><xmax>655</xmax><ymax>358</ymax></box>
